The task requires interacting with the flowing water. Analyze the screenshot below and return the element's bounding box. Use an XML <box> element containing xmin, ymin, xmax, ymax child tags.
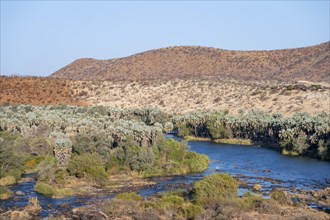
<box><xmin>141</xmin><ymin>139</ymin><xmax>329</xmax><ymax>197</ymax></box>
<box><xmin>1</xmin><ymin>137</ymin><xmax>329</xmax><ymax>216</ymax></box>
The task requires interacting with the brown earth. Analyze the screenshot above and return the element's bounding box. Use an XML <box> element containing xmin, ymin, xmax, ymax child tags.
<box><xmin>0</xmin><ymin>76</ymin><xmax>86</xmax><ymax>106</ymax></box>
<box><xmin>51</xmin><ymin>42</ymin><xmax>330</xmax><ymax>83</ymax></box>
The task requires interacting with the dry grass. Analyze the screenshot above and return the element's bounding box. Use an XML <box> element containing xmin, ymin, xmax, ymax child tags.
<box><xmin>74</xmin><ymin>78</ymin><xmax>330</xmax><ymax>116</ymax></box>
<box><xmin>1</xmin><ymin>76</ymin><xmax>328</xmax><ymax>116</ymax></box>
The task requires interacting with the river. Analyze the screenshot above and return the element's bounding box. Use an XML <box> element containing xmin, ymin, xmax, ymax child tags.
<box><xmin>1</xmin><ymin>138</ymin><xmax>329</xmax><ymax>217</ymax></box>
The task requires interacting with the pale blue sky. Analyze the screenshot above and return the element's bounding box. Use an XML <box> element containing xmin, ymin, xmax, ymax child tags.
<box><xmin>1</xmin><ymin>1</ymin><xmax>329</xmax><ymax>76</ymax></box>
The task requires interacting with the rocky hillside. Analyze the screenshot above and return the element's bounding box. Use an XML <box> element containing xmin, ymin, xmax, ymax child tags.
<box><xmin>51</xmin><ymin>42</ymin><xmax>330</xmax><ymax>82</ymax></box>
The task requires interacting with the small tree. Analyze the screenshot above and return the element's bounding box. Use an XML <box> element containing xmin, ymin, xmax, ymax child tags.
<box><xmin>292</xmin><ymin>131</ymin><xmax>309</xmax><ymax>154</ymax></box>
<box><xmin>163</xmin><ymin>122</ymin><xmax>174</xmax><ymax>133</ymax></box>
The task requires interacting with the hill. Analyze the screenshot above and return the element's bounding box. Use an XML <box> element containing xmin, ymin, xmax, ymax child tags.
<box><xmin>51</xmin><ymin>42</ymin><xmax>330</xmax><ymax>82</ymax></box>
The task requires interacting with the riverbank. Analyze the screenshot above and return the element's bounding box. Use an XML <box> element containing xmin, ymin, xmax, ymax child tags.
<box><xmin>2</xmin><ymin>174</ymin><xmax>329</xmax><ymax>220</ymax></box>
<box><xmin>184</xmin><ymin>135</ymin><xmax>253</xmax><ymax>145</ymax></box>
<box><xmin>35</xmin><ymin>174</ymin><xmax>158</xmax><ymax>199</ymax></box>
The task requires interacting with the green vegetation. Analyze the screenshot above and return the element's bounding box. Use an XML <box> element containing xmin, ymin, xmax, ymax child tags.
<box><xmin>185</xmin><ymin>135</ymin><xmax>252</xmax><ymax>145</ymax></box>
<box><xmin>34</xmin><ymin>181</ymin><xmax>54</xmax><ymax>196</ymax></box>
<box><xmin>94</xmin><ymin>174</ymin><xmax>285</xmax><ymax>219</ymax></box>
<box><xmin>115</xmin><ymin>192</ymin><xmax>143</xmax><ymax>202</ymax></box>
<box><xmin>270</xmin><ymin>189</ymin><xmax>292</xmax><ymax>205</ymax></box>
<box><xmin>0</xmin><ymin>186</ymin><xmax>13</xmax><ymax>200</ymax></box>
<box><xmin>102</xmin><ymin>191</ymin><xmax>202</xmax><ymax>219</ymax></box>
<box><xmin>174</xmin><ymin>110</ymin><xmax>330</xmax><ymax>160</ymax></box>
<box><xmin>0</xmin><ymin>105</ymin><xmax>209</xmax><ymax>198</ymax></box>
<box><xmin>68</xmin><ymin>154</ymin><xmax>107</xmax><ymax>182</ymax></box>
<box><xmin>194</xmin><ymin>174</ymin><xmax>238</xmax><ymax>205</ymax></box>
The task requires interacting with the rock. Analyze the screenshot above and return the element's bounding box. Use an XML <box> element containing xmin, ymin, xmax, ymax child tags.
<box><xmin>16</xmin><ymin>191</ymin><xmax>25</xmax><ymax>196</ymax></box>
<box><xmin>18</xmin><ymin>178</ymin><xmax>34</xmax><ymax>184</ymax></box>
<box><xmin>0</xmin><ymin>176</ymin><xmax>16</xmax><ymax>186</ymax></box>
<box><xmin>10</xmin><ymin>210</ymin><xmax>30</xmax><ymax>219</ymax></box>
<box><xmin>253</xmin><ymin>184</ymin><xmax>262</xmax><ymax>191</ymax></box>
<box><xmin>24</xmin><ymin>197</ymin><xmax>41</xmax><ymax>216</ymax></box>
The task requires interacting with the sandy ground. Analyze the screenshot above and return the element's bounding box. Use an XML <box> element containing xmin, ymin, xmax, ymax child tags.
<box><xmin>71</xmin><ymin>78</ymin><xmax>330</xmax><ymax>116</ymax></box>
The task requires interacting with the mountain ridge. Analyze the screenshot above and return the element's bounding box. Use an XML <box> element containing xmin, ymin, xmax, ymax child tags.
<box><xmin>51</xmin><ymin>42</ymin><xmax>330</xmax><ymax>82</ymax></box>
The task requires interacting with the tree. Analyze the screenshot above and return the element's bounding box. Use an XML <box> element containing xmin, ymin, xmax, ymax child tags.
<box><xmin>292</xmin><ymin>131</ymin><xmax>309</xmax><ymax>154</ymax></box>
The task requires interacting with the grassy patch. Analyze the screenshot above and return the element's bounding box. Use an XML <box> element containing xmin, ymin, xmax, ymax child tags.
<box><xmin>282</xmin><ymin>149</ymin><xmax>300</xmax><ymax>156</ymax></box>
<box><xmin>185</xmin><ymin>135</ymin><xmax>252</xmax><ymax>145</ymax></box>
<box><xmin>34</xmin><ymin>181</ymin><xmax>54</xmax><ymax>197</ymax></box>
<box><xmin>0</xmin><ymin>175</ymin><xmax>16</xmax><ymax>186</ymax></box>
<box><xmin>53</xmin><ymin>187</ymin><xmax>75</xmax><ymax>198</ymax></box>
<box><xmin>0</xmin><ymin>186</ymin><xmax>13</xmax><ymax>200</ymax></box>
<box><xmin>115</xmin><ymin>192</ymin><xmax>143</xmax><ymax>202</ymax></box>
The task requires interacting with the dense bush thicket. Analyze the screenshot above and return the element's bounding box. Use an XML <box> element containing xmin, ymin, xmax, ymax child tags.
<box><xmin>0</xmin><ymin>105</ymin><xmax>209</xmax><ymax>197</ymax></box>
<box><xmin>0</xmin><ymin>105</ymin><xmax>168</xmax><ymax>148</ymax></box>
<box><xmin>173</xmin><ymin>110</ymin><xmax>330</xmax><ymax>159</ymax></box>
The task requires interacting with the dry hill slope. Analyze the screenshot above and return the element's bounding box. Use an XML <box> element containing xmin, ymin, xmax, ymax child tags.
<box><xmin>51</xmin><ymin>42</ymin><xmax>330</xmax><ymax>82</ymax></box>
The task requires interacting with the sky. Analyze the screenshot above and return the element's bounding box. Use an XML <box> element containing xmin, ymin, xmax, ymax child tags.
<box><xmin>1</xmin><ymin>1</ymin><xmax>329</xmax><ymax>77</ymax></box>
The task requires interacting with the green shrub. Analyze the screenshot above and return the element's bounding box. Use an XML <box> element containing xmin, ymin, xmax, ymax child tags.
<box><xmin>177</xmin><ymin>123</ymin><xmax>191</xmax><ymax>137</ymax></box>
<box><xmin>161</xmin><ymin>194</ymin><xmax>184</xmax><ymax>206</ymax></box>
<box><xmin>183</xmin><ymin>152</ymin><xmax>209</xmax><ymax>173</ymax></box>
<box><xmin>35</xmin><ymin>181</ymin><xmax>54</xmax><ymax>196</ymax></box>
<box><xmin>67</xmin><ymin>154</ymin><xmax>107</xmax><ymax>181</ymax></box>
<box><xmin>181</xmin><ymin>203</ymin><xmax>202</xmax><ymax>219</ymax></box>
<box><xmin>0</xmin><ymin>186</ymin><xmax>13</xmax><ymax>200</ymax></box>
<box><xmin>0</xmin><ymin>132</ymin><xmax>29</xmax><ymax>178</ymax></box>
<box><xmin>160</xmin><ymin>138</ymin><xmax>185</xmax><ymax>162</ymax></box>
<box><xmin>157</xmin><ymin>194</ymin><xmax>202</xmax><ymax>219</ymax></box>
<box><xmin>54</xmin><ymin>170</ymin><xmax>67</xmax><ymax>184</ymax></box>
<box><xmin>72</xmin><ymin>132</ymin><xmax>112</xmax><ymax>160</ymax></box>
<box><xmin>194</xmin><ymin>174</ymin><xmax>238</xmax><ymax>205</ymax></box>
<box><xmin>270</xmin><ymin>190</ymin><xmax>292</xmax><ymax>205</ymax></box>
<box><xmin>7</xmin><ymin>168</ymin><xmax>24</xmax><ymax>180</ymax></box>
<box><xmin>115</xmin><ymin>192</ymin><xmax>142</xmax><ymax>202</ymax></box>
<box><xmin>27</xmin><ymin>137</ymin><xmax>54</xmax><ymax>156</ymax></box>
<box><xmin>124</xmin><ymin>145</ymin><xmax>155</xmax><ymax>171</ymax></box>
<box><xmin>35</xmin><ymin>156</ymin><xmax>57</xmax><ymax>183</ymax></box>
